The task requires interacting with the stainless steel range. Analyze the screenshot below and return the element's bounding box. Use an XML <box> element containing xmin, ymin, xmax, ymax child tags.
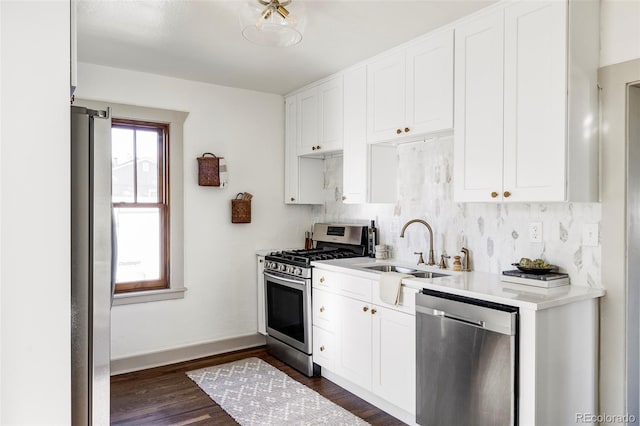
<box><xmin>264</xmin><ymin>223</ymin><xmax>368</xmax><ymax>376</ymax></box>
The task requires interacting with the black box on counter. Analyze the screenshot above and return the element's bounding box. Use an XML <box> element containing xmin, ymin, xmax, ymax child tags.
<box><xmin>500</xmin><ymin>270</ymin><xmax>570</xmax><ymax>288</ymax></box>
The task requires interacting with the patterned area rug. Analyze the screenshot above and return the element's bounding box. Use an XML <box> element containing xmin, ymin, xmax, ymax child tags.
<box><xmin>186</xmin><ymin>357</ymin><xmax>369</xmax><ymax>425</ymax></box>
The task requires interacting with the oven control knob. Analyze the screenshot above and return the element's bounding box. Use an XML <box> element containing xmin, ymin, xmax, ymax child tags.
<box><xmin>279</xmin><ymin>264</ymin><xmax>287</xmax><ymax>272</ymax></box>
<box><xmin>294</xmin><ymin>268</ymin><xmax>303</xmax><ymax>276</ymax></box>
<box><xmin>286</xmin><ymin>266</ymin><xmax>294</xmax><ymax>274</ymax></box>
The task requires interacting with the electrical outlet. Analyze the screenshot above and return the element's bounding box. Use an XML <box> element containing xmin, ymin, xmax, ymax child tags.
<box><xmin>582</xmin><ymin>224</ymin><xmax>599</xmax><ymax>246</ymax></box>
<box><xmin>529</xmin><ymin>222</ymin><xmax>542</xmax><ymax>243</ymax></box>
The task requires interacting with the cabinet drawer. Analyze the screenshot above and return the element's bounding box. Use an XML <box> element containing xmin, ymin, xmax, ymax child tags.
<box><xmin>313</xmin><ymin>269</ymin><xmax>337</xmax><ymax>291</ymax></box>
<box><xmin>314</xmin><ymin>269</ymin><xmax>373</xmax><ymax>301</ymax></box>
<box><xmin>340</xmin><ymin>275</ymin><xmax>372</xmax><ymax>301</ymax></box>
<box><xmin>312</xmin><ymin>288</ymin><xmax>335</xmax><ymax>331</ymax></box>
<box><xmin>312</xmin><ymin>326</ymin><xmax>335</xmax><ymax>369</ymax></box>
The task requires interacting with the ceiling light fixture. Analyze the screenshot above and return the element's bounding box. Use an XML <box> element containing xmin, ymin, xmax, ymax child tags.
<box><xmin>239</xmin><ymin>0</ymin><xmax>306</xmax><ymax>48</ymax></box>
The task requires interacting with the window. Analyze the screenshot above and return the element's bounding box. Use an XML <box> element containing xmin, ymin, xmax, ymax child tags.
<box><xmin>112</xmin><ymin>119</ymin><xmax>170</xmax><ymax>293</ymax></box>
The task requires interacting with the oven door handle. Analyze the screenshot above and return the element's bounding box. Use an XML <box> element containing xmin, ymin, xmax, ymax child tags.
<box><xmin>264</xmin><ymin>271</ymin><xmax>306</xmax><ymax>288</ymax></box>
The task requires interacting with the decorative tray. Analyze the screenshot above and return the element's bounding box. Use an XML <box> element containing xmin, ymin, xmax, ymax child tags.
<box><xmin>511</xmin><ymin>263</ymin><xmax>557</xmax><ymax>275</ymax></box>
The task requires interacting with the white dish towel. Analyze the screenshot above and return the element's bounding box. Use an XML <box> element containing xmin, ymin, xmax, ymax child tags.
<box><xmin>379</xmin><ymin>272</ymin><xmax>412</xmax><ymax>305</ymax></box>
<box><xmin>219</xmin><ymin>158</ymin><xmax>229</xmax><ymax>188</ymax></box>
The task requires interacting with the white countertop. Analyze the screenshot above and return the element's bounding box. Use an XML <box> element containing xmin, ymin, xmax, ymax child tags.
<box><xmin>311</xmin><ymin>257</ymin><xmax>605</xmax><ymax>311</ymax></box>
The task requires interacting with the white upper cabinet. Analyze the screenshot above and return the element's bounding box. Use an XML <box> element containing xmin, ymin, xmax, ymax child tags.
<box><xmin>453</xmin><ymin>10</ymin><xmax>505</xmax><ymax>202</ymax></box>
<box><xmin>342</xmin><ymin>66</ymin><xmax>368</xmax><ymax>204</ymax></box>
<box><xmin>343</xmin><ymin>66</ymin><xmax>398</xmax><ymax>205</ymax></box>
<box><xmin>405</xmin><ymin>30</ymin><xmax>454</xmax><ymax>136</ymax></box>
<box><xmin>318</xmin><ymin>77</ymin><xmax>344</xmax><ymax>153</ymax></box>
<box><xmin>367</xmin><ymin>51</ymin><xmax>407</xmax><ymax>143</ymax></box>
<box><xmin>297</xmin><ymin>87</ymin><xmax>319</xmax><ymax>156</ymax></box>
<box><xmin>285</xmin><ymin>95</ymin><xmax>300</xmax><ymax>204</ymax></box>
<box><xmin>503</xmin><ymin>1</ymin><xmax>567</xmax><ymax>202</ymax></box>
<box><xmin>285</xmin><ymin>95</ymin><xmax>324</xmax><ymax>205</ymax></box>
<box><xmin>367</xmin><ymin>30</ymin><xmax>454</xmax><ymax>144</ymax></box>
<box><xmin>454</xmin><ymin>0</ymin><xmax>598</xmax><ymax>203</ymax></box>
<box><xmin>297</xmin><ymin>76</ymin><xmax>344</xmax><ymax>156</ymax></box>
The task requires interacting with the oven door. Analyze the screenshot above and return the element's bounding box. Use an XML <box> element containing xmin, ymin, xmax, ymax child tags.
<box><xmin>264</xmin><ymin>271</ymin><xmax>312</xmax><ymax>354</ymax></box>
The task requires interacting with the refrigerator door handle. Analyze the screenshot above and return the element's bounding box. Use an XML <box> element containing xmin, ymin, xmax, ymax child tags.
<box><xmin>111</xmin><ymin>209</ymin><xmax>117</xmax><ymax>305</ymax></box>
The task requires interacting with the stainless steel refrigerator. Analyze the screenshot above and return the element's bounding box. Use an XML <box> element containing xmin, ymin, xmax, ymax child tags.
<box><xmin>71</xmin><ymin>105</ymin><xmax>112</xmax><ymax>425</ymax></box>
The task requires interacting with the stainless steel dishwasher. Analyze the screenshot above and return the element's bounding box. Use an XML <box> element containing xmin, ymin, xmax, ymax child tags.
<box><xmin>416</xmin><ymin>289</ymin><xmax>518</xmax><ymax>426</ymax></box>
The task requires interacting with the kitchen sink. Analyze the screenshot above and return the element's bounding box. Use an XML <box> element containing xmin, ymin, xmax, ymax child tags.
<box><xmin>359</xmin><ymin>264</ymin><xmax>449</xmax><ymax>278</ymax></box>
<box><xmin>362</xmin><ymin>265</ymin><xmax>418</xmax><ymax>273</ymax></box>
<box><xmin>409</xmin><ymin>271</ymin><xmax>449</xmax><ymax>279</ymax></box>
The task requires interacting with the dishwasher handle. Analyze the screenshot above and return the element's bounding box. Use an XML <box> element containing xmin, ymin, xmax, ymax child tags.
<box><xmin>415</xmin><ymin>297</ymin><xmax>517</xmax><ymax>336</ymax></box>
<box><xmin>416</xmin><ymin>306</ymin><xmax>487</xmax><ymax>329</ymax></box>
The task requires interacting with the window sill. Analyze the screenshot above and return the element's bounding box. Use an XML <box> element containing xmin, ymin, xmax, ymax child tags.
<box><xmin>112</xmin><ymin>287</ymin><xmax>187</xmax><ymax>306</ymax></box>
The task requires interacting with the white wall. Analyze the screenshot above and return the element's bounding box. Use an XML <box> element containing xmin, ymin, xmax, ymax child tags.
<box><xmin>75</xmin><ymin>63</ymin><xmax>313</xmax><ymax>360</ymax></box>
<box><xmin>600</xmin><ymin>0</ymin><xmax>640</xmax><ymax>67</ymax></box>
<box><xmin>0</xmin><ymin>1</ymin><xmax>71</xmax><ymax>424</ymax></box>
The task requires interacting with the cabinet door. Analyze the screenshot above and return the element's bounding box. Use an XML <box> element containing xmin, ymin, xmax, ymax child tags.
<box><xmin>342</xmin><ymin>66</ymin><xmax>368</xmax><ymax>204</ymax></box>
<box><xmin>297</xmin><ymin>87</ymin><xmax>319</xmax><ymax>156</ymax></box>
<box><xmin>297</xmin><ymin>157</ymin><xmax>324</xmax><ymax>204</ymax></box>
<box><xmin>313</xmin><ymin>326</ymin><xmax>335</xmax><ymax>370</ymax></box>
<box><xmin>367</xmin><ymin>51</ymin><xmax>406</xmax><ymax>143</ymax></box>
<box><xmin>405</xmin><ymin>30</ymin><xmax>454</xmax><ymax>136</ymax></box>
<box><xmin>335</xmin><ymin>296</ymin><xmax>372</xmax><ymax>389</ymax></box>
<box><xmin>284</xmin><ymin>95</ymin><xmax>324</xmax><ymax>205</ymax></box>
<box><xmin>318</xmin><ymin>76</ymin><xmax>343</xmax><ymax>153</ymax></box>
<box><xmin>503</xmin><ymin>1</ymin><xmax>567</xmax><ymax>202</ymax></box>
<box><xmin>371</xmin><ymin>306</ymin><xmax>416</xmax><ymax>414</ymax></box>
<box><xmin>257</xmin><ymin>256</ymin><xmax>266</xmax><ymax>335</ymax></box>
<box><xmin>453</xmin><ymin>10</ymin><xmax>505</xmax><ymax>202</ymax></box>
<box><xmin>369</xmin><ymin>145</ymin><xmax>397</xmax><ymax>204</ymax></box>
<box><xmin>284</xmin><ymin>95</ymin><xmax>299</xmax><ymax>204</ymax></box>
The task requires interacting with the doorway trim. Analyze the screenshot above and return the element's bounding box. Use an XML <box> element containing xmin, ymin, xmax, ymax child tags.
<box><xmin>599</xmin><ymin>58</ymin><xmax>640</xmax><ymax>421</ymax></box>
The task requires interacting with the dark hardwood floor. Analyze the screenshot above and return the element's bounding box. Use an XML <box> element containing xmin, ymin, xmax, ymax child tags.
<box><xmin>111</xmin><ymin>346</ymin><xmax>406</xmax><ymax>425</ymax></box>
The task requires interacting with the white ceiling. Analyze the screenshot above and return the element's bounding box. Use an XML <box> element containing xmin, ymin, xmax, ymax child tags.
<box><xmin>77</xmin><ymin>0</ymin><xmax>496</xmax><ymax>95</ymax></box>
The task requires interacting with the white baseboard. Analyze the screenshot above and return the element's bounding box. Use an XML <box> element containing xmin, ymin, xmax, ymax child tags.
<box><xmin>110</xmin><ymin>333</ymin><xmax>266</xmax><ymax>375</ymax></box>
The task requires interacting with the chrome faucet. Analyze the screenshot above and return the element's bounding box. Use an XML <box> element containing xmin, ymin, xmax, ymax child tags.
<box><xmin>400</xmin><ymin>219</ymin><xmax>436</xmax><ymax>266</ymax></box>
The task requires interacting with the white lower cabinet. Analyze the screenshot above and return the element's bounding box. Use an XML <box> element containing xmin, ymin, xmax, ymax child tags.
<box><xmin>312</xmin><ymin>268</ymin><xmax>415</xmax><ymax>419</ymax></box>
<box><xmin>334</xmin><ymin>296</ymin><xmax>373</xmax><ymax>389</ymax></box>
<box><xmin>371</xmin><ymin>305</ymin><xmax>416</xmax><ymax>414</ymax></box>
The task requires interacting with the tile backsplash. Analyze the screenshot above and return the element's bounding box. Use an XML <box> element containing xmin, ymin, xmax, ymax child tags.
<box><xmin>312</xmin><ymin>136</ymin><xmax>602</xmax><ymax>288</ymax></box>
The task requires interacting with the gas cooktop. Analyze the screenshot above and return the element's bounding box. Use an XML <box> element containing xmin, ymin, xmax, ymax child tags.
<box><xmin>267</xmin><ymin>247</ymin><xmax>362</xmax><ymax>267</ymax></box>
